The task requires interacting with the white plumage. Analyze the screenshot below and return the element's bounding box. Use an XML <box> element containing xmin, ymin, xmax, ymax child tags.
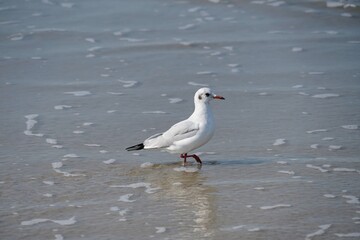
<box><xmin>126</xmin><ymin>87</ymin><xmax>224</xmax><ymax>164</ymax></box>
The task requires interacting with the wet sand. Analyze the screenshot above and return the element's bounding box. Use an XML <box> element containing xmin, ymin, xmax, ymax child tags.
<box><xmin>1</xmin><ymin>0</ymin><xmax>360</xmax><ymax>239</ymax></box>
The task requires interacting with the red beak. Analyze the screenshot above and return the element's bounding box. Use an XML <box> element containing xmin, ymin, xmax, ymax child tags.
<box><xmin>213</xmin><ymin>95</ymin><xmax>225</xmax><ymax>100</ymax></box>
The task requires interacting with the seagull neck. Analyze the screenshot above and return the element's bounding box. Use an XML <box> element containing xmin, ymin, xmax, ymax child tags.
<box><xmin>190</xmin><ymin>101</ymin><xmax>213</xmax><ymax>120</ymax></box>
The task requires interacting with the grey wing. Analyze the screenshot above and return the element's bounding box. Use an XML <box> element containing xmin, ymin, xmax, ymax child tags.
<box><xmin>143</xmin><ymin>133</ymin><xmax>164</xmax><ymax>148</ymax></box>
<box><xmin>143</xmin><ymin>120</ymin><xmax>199</xmax><ymax>149</ymax></box>
<box><xmin>163</xmin><ymin>119</ymin><xmax>199</xmax><ymax>142</ymax></box>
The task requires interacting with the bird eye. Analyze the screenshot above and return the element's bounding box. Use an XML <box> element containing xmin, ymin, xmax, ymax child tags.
<box><xmin>205</xmin><ymin>93</ymin><xmax>210</xmax><ymax>97</ymax></box>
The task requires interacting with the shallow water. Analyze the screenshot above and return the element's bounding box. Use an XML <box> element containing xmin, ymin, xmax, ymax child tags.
<box><xmin>1</xmin><ymin>0</ymin><xmax>360</xmax><ymax>239</ymax></box>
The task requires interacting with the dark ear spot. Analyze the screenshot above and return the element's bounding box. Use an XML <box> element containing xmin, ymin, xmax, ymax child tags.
<box><xmin>198</xmin><ymin>95</ymin><xmax>202</xmax><ymax>100</ymax></box>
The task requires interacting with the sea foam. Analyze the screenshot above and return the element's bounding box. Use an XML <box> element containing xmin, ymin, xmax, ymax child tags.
<box><xmin>64</xmin><ymin>91</ymin><xmax>91</xmax><ymax>97</ymax></box>
<box><xmin>60</xmin><ymin>2</ymin><xmax>74</xmax><ymax>8</ymax></box>
<box><xmin>341</xmin><ymin>125</ymin><xmax>358</xmax><ymax>130</ymax></box>
<box><xmin>21</xmin><ymin>216</ymin><xmax>76</xmax><ymax>226</ymax></box>
<box><xmin>324</xmin><ymin>194</ymin><xmax>336</xmax><ymax>198</ymax></box>
<box><xmin>46</xmin><ymin>138</ymin><xmax>58</xmax><ymax>145</ymax></box>
<box><xmin>273</xmin><ymin>138</ymin><xmax>286</xmax><ymax>146</ymax></box>
<box><xmin>118</xmin><ymin>80</ymin><xmax>139</xmax><ymax>88</ymax></box>
<box><xmin>328</xmin><ymin>145</ymin><xmax>343</xmax><ymax>151</ymax></box>
<box><xmin>333</xmin><ymin>168</ymin><xmax>360</xmax><ymax>174</ymax></box>
<box><xmin>307</xmin><ymin>129</ymin><xmax>328</xmax><ymax>134</ymax></box>
<box><xmin>140</xmin><ymin>162</ymin><xmax>155</xmax><ymax>168</ymax></box>
<box><xmin>54</xmin><ymin>234</ymin><xmax>64</xmax><ymax>240</ymax></box>
<box><xmin>54</xmin><ymin>105</ymin><xmax>72</xmax><ymax>110</ymax></box>
<box><xmin>188</xmin><ymin>81</ymin><xmax>209</xmax><ymax>87</ymax></box>
<box><xmin>155</xmin><ymin>227</ymin><xmax>166</xmax><ymax>233</ymax></box>
<box><xmin>342</xmin><ymin>195</ymin><xmax>359</xmax><ymax>204</ymax></box>
<box><xmin>111</xmin><ymin>182</ymin><xmax>160</xmax><ymax>194</ymax></box>
<box><xmin>84</xmin><ymin>144</ymin><xmax>101</xmax><ymax>147</ymax></box>
<box><xmin>278</xmin><ymin>170</ymin><xmax>295</xmax><ymax>175</ymax></box>
<box><xmin>260</xmin><ymin>204</ymin><xmax>292</xmax><ymax>210</ymax></box>
<box><xmin>52</xmin><ymin>162</ymin><xmax>86</xmax><ymax>177</ymax></box>
<box><xmin>312</xmin><ymin>93</ymin><xmax>340</xmax><ymax>99</ymax></box>
<box><xmin>63</xmin><ymin>154</ymin><xmax>80</xmax><ymax>158</ymax></box>
<box><xmin>103</xmin><ymin>159</ymin><xmax>116</xmax><ymax>164</ymax></box>
<box><xmin>178</xmin><ymin>24</ymin><xmax>195</xmax><ymax>30</ymax></box>
<box><xmin>306</xmin><ymin>164</ymin><xmax>329</xmax><ymax>173</ymax></box>
<box><xmin>310</xmin><ymin>144</ymin><xmax>320</xmax><ymax>149</ymax></box>
<box><xmin>142</xmin><ymin>111</ymin><xmax>167</xmax><ymax>114</ymax></box>
<box><xmin>305</xmin><ymin>224</ymin><xmax>331</xmax><ymax>240</ymax></box>
<box><xmin>173</xmin><ymin>167</ymin><xmax>199</xmax><ymax>173</ymax></box>
<box><xmin>118</xmin><ymin>37</ymin><xmax>146</xmax><ymax>42</ymax></box>
<box><xmin>335</xmin><ymin>232</ymin><xmax>360</xmax><ymax>237</ymax></box>
<box><xmin>118</xmin><ymin>194</ymin><xmax>136</xmax><ymax>202</ymax></box>
<box><xmin>24</xmin><ymin>114</ymin><xmax>44</xmax><ymax>137</ymax></box>
<box><xmin>168</xmin><ymin>98</ymin><xmax>183</xmax><ymax>104</ymax></box>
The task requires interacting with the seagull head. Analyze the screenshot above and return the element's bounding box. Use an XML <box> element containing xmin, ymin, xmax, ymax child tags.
<box><xmin>194</xmin><ymin>87</ymin><xmax>225</xmax><ymax>104</ymax></box>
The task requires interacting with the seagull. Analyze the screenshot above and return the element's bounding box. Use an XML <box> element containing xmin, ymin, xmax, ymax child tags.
<box><xmin>126</xmin><ymin>87</ymin><xmax>225</xmax><ymax>165</ymax></box>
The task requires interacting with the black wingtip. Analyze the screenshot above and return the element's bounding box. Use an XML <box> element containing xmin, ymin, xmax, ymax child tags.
<box><xmin>126</xmin><ymin>143</ymin><xmax>144</xmax><ymax>151</ymax></box>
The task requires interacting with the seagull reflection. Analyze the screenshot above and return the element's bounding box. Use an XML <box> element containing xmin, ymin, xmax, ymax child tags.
<box><xmin>128</xmin><ymin>163</ymin><xmax>216</xmax><ymax>239</ymax></box>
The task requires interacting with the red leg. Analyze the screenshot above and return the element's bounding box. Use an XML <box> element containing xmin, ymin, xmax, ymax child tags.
<box><xmin>180</xmin><ymin>153</ymin><xmax>187</xmax><ymax>165</ymax></box>
<box><xmin>187</xmin><ymin>154</ymin><xmax>202</xmax><ymax>165</ymax></box>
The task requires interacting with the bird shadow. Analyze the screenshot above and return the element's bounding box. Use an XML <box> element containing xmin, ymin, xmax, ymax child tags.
<box><xmin>204</xmin><ymin>159</ymin><xmax>265</xmax><ymax>166</ymax></box>
<box><xmin>154</xmin><ymin>158</ymin><xmax>265</xmax><ymax>169</ymax></box>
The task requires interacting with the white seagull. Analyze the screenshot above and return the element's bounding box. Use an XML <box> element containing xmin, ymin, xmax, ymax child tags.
<box><xmin>126</xmin><ymin>87</ymin><xmax>225</xmax><ymax>165</ymax></box>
